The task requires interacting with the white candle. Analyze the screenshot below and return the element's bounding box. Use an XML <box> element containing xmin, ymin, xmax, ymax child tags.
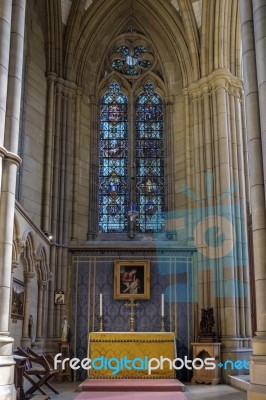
<box><xmin>161</xmin><ymin>294</ymin><xmax>164</xmax><ymax>317</ymax></box>
<box><xmin>100</xmin><ymin>293</ymin><xmax>103</xmax><ymax>317</ymax></box>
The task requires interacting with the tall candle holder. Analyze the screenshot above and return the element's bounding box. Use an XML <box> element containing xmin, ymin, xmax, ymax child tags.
<box><xmin>160</xmin><ymin>316</ymin><xmax>165</xmax><ymax>332</ymax></box>
<box><xmin>99</xmin><ymin>316</ymin><xmax>103</xmax><ymax>332</ymax></box>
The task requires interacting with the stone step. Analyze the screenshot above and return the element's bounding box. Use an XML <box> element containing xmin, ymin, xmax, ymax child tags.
<box><xmin>79</xmin><ymin>378</ymin><xmax>185</xmax><ymax>392</ymax></box>
<box><xmin>229</xmin><ymin>375</ymin><xmax>249</xmax><ymax>392</ymax></box>
<box><xmin>75</xmin><ymin>391</ymin><xmax>188</xmax><ymax>400</ymax></box>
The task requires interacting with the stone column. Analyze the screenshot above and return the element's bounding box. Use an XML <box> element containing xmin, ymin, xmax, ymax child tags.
<box><xmin>21</xmin><ymin>271</ymin><xmax>34</xmax><ymax>347</ymax></box>
<box><xmin>239</xmin><ymin>1</ymin><xmax>266</xmax><ymax>398</ymax></box>
<box><xmin>42</xmin><ymin>73</ymin><xmax>57</xmax><ymax>233</ymax></box>
<box><xmin>188</xmin><ymin>68</ymin><xmax>252</xmax><ymax>381</ymax></box>
<box><xmin>0</xmin><ymin>1</ymin><xmax>26</xmax><ymax>399</ymax></box>
<box><xmin>88</xmin><ymin>96</ymin><xmax>99</xmax><ymax>239</ymax></box>
<box><xmin>0</xmin><ymin>1</ymin><xmax>12</xmax><ymax>185</ymax></box>
<box><xmin>36</xmin><ymin>281</ymin><xmax>47</xmax><ymax>344</ymax></box>
<box><xmin>71</xmin><ymin>88</ymin><xmax>82</xmax><ymax>240</ymax></box>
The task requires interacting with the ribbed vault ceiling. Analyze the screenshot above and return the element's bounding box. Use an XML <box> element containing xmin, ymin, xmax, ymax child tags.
<box><xmin>61</xmin><ymin>0</ymin><xmax>202</xmax><ymax>28</ymax></box>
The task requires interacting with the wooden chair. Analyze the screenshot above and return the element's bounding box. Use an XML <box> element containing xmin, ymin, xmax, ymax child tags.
<box><xmin>16</xmin><ymin>347</ymin><xmax>59</xmax><ymax>398</ymax></box>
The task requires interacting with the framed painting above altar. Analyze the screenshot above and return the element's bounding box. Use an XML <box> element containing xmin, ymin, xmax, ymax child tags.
<box><xmin>114</xmin><ymin>260</ymin><xmax>150</xmax><ymax>300</ymax></box>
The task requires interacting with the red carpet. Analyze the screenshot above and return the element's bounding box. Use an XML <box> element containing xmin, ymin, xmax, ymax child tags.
<box><xmin>74</xmin><ymin>392</ymin><xmax>187</xmax><ymax>399</ymax></box>
<box><xmin>74</xmin><ymin>379</ymin><xmax>188</xmax><ymax>399</ymax></box>
<box><xmin>79</xmin><ymin>378</ymin><xmax>185</xmax><ymax>392</ymax></box>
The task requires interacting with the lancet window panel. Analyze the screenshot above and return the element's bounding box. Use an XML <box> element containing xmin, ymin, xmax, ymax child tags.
<box><xmin>99</xmin><ymin>82</ymin><xmax>129</xmax><ymax>233</ymax></box>
<box><xmin>135</xmin><ymin>82</ymin><xmax>165</xmax><ymax>233</ymax></box>
<box><xmin>98</xmin><ymin>80</ymin><xmax>165</xmax><ymax>234</ymax></box>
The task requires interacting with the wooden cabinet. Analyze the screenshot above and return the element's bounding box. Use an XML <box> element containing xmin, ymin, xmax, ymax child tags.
<box><xmin>191</xmin><ymin>342</ymin><xmax>221</xmax><ymax>384</ymax></box>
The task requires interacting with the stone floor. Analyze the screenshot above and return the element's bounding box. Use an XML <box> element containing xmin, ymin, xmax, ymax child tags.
<box><xmin>35</xmin><ymin>381</ymin><xmax>247</xmax><ymax>400</ymax></box>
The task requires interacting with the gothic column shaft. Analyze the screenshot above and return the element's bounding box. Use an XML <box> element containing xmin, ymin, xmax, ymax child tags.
<box><xmin>88</xmin><ymin>96</ymin><xmax>98</xmax><ymax>239</ymax></box>
<box><xmin>253</xmin><ymin>0</ymin><xmax>266</xmax><ymax>199</ymax></box>
<box><xmin>0</xmin><ymin>0</ymin><xmax>25</xmax><ymax>334</ymax></box>
<box><xmin>239</xmin><ymin>0</ymin><xmax>266</xmax><ymax>398</ymax></box>
<box><xmin>21</xmin><ymin>272</ymin><xmax>34</xmax><ymax>339</ymax></box>
<box><xmin>0</xmin><ymin>1</ymin><xmax>12</xmax><ymax>147</ymax></box>
<box><xmin>0</xmin><ymin>3</ymin><xmax>26</xmax><ymax>398</ymax></box>
<box><xmin>239</xmin><ymin>0</ymin><xmax>266</xmax><ymax>336</ymax></box>
<box><xmin>42</xmin><ymin>73</ymin><xmax>56</xmax><ymax>233</ymax></box>
<box><xmin>47</xmin><ymin>246</ymin><xmax>56</xmax><ymax>339</ymax></box>
<box><xmin>184</xmin><ymin>90</ymin><xmax>193</xmax><ymax>239</ymax></box>
<box><xmin>71</xmin><ymin>89</ymin><xmax>82</xmax><ymax>240</ymax></box>
<box><xmin>51</xmin><ymin>84</ymin><xmax>63</xmax><ymax>237</ymax></box>
<box><xmin>36</xmin><ymin>281</ymin><xmax>45</xmax><ymax>339</ymax></box>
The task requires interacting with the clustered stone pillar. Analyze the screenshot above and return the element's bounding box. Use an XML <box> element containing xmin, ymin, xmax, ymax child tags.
<box><xmin>0</xmin><ymin>1</ymin><xmax>26</xmax><ymax>399</ymax></box>
<box><xmin>188</xmin><ymin>68</ymin><xmax>252</xmax><ymax>379</ymax></box>
<box><xmin>239</xmin><ymin>0</ymin><xmax>266</xmax><ymax>398</ymax></box>
<box><xmin>44</xmin><ymin>78</ymin><xmax>77</xmax><ymax>342</ymax></box>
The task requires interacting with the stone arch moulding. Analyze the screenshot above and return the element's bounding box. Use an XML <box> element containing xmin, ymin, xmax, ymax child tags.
<box><xmin>21</xmin><ymin>231</ymin><xmax>37</xmax><ymax>274</ymax></box>
<box><xmin>63</xmin><ymin>0</ymin><xmax>196</xmax><ymax>90</ymax></box>
<box><xmin>35</xmin><ymin>245</ymin><xmax>52</xmax><ymax>283</ymax></box>
<box><xmin>132</xmin><ymin>73</ymin><xmax>166</xmax><ymax>100</ymax></box>
<box><xmin>98</xmin><ymin>72</ymin><xmax>132</xmax><ymax>99</ymax></box>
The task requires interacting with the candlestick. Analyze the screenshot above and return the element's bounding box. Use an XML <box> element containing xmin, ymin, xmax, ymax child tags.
<box><xmin>100</xmin><ymin>293</ymin><xmax>102</xmax><ymax>317</ymax></box>
<box><xmin>161</xmin><ymin>293</ymin><xmax>164</xmax><ymax>317</ymax></box>
<box><xmin>99</xmin><ymin>316</ymin><xmax>103</xmax><ymax>332</ymax></box>
<box><xmin>160</xmin><ymin>316</ymin><xmax>165</xmax><ymax>332</ymax></box>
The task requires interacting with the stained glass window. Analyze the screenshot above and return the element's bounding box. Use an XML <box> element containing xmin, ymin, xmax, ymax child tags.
<box><xmin>111</xmin><ymin>43</ymin><xmax>153</xmax><ymax>76</ymax></box>
<box><xmin>99</xmin><ymin>81</ymin><xmax>128</xmax><ymax>233</ymax></box>
<box><xmin>135</xmin><ymin>82</ymin><xmax>165</xmax><ymax>232</ymax></box>
<box><xmin>99</xmin><ymin>80</ymin><xmax>164</xmax><ymax>234</ymax></box>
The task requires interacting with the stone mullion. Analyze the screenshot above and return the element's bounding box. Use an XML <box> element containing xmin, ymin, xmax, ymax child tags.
<box><xmin>71</xmin><ymin>89</ymin><xmax>82</xmax><ymax>240</ymax></box>
<box><xmin>42</xmin><ymin>73</ymin><xmax>57</xmax><ymax>233</ymax></box>
<box><xmin>128</xmin><ymin>93</ymin><xmax>134</xmax><ymax>205</ymax></box>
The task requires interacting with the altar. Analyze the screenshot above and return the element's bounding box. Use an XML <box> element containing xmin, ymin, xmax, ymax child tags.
<box><xmin>88</xmin><ymin>332</ymin><xmax>176</xmax><ymax>378</ymax></box>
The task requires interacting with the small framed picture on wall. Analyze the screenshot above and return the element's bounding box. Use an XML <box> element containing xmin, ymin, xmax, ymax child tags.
<box><xmin>11</xmin><ymin>279</ymin><xmax>25</xmax><ymax>319</ymax></box>
<box><xmin>55</xmin><ymin>289</ymin><xmax>65</xmax><ymax>304</ymax></box>
<box><xmin>114</xmin><ymin>260</ymin><xmax>150</xmax><ymax>300</ymax></box>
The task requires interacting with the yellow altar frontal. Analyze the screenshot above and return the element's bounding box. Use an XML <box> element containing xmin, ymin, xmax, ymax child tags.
<box><xmin>88</xmin><ymin>332</ymin><xmax>176</xmax><ymax>378</ymax></box>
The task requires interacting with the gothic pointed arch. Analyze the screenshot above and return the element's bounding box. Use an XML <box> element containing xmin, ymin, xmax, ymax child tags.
<box><xmin>63</xmin><ymin>0</ymin><xmax>197</xmax><ymax>88</ymax></box>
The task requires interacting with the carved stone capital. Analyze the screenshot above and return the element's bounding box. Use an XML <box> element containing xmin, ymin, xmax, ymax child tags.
<box><xmin>24</xmin><ymin>271</ymin><xmax>35</xmax><ymax>283</ymax></box>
